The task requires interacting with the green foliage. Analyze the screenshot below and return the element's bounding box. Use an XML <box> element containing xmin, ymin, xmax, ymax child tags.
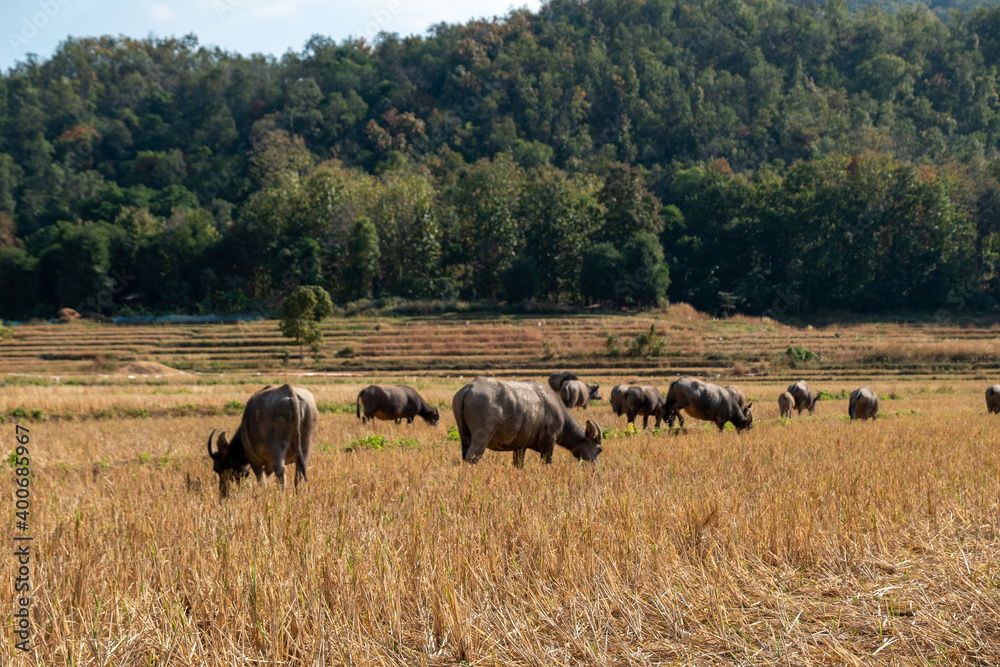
<box><xmin>279</xmin><ymin>285</ymin><xmax>334</xmax><ymax>361</ymax></box>
<box><xmin>0</xmin><ymin>320</ymin><xmax>12</xmax><ymax>342</ymax></box>
<box><xmin>4</xmin><ymin>6</ymin><xmax>1000</xmax><ymax>318</ymax></box>
<box><xmin>8</xmin><ymin>407</ymin><xmax>43</xmax><ymax>422</ymax></box>
<box><xmin>343</xmin><ymin>216</ymin><xmax>380</xmax><ymax>301</ymax></box>
<box><xmin>344</xmin><ymin>434</ymin><xmax>421</xmax><ymax>452</ymax></box>
<box><xmin>604</xmin><ymin>333</ymin><xmax>623</xmax><ymax>358</ymax></box>
<box><xmin>627</xmin><ymin>325</ymin><xmax>666</xmax><ymax>357</ymax></box>
<box><xmin>224</xmin><ymin>400</ymin><xmax>244</xmax><ymax>412</ymax></box>
<box><xmin>447</xmin><ymin>424</ymin><xmax>461</xmax><ymax>441</ymax></box>
<box><xmin>315</xmin><ymin>401</ymin><xmax>355</xmax><ymax>414</ymax></box>
<box><xmin>786</xmin><ymin>346</ymin><xmax>822</xmax><ymax>366</ymax></box>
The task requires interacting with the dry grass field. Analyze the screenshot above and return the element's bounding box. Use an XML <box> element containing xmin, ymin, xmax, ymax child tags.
<box><xmin>3</xmin><ymin>313</ymin><xmax>1000</xmax><ymax>665</ymax></box>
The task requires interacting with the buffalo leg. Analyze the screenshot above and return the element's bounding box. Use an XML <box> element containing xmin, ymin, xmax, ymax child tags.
<box><xmin>642</xmin><ymin>414</ymin><xmax>649</xmax><ymax>429</ymax></box>
<box><xmin>540</xmin><ymin>441</ymin><xmax>555</xmax><ymax>464</ymax></box>
<box><xmin>512</xmin><ymin>449</ymin><xmax>526</xmax><ymax>468</ymax></box>
<box><xmin>462</xmin><ymin>428</ymin><xmax>490</xmax><ymax>464</ymax></box>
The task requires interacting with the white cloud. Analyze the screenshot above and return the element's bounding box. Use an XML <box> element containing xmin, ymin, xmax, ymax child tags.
<box><xmin>149</xmin><ymin>3</ymin><xmax>177</xmax><ymax>21</ymax></box>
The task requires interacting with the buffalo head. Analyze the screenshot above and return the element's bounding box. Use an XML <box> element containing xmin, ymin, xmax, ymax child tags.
<box><xmin>568</xmin><ymin>419</ymin><xmax>603</xmax><ymax>462</ymax></box>
<box><xmin>587</xmin><ymin>384</ymin><xmax>601</xmax><ymax>401</ymax></box>
<box><xmin>207</xmin><ymin>429</ymin><xmax>250</xmax><ymax>499</ymax></box>
<box><xmin>736</xmin><ymin>403</ymin><xmax>754</xmax><ymax>431</ymax></box>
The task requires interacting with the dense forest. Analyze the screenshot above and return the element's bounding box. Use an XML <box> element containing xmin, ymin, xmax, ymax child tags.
<box><xmin>3</xmin><ymin>0</ymin><xmax>1000</xmax><ymax>320</ymax></box>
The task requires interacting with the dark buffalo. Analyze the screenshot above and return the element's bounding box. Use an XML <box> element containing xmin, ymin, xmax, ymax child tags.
<box><xmin>987</xmin><ymin>385</ymin><xmax>1000</xmax><ymax>414</ymax></box>
<box><xmin>849</xmin><ymin>387</ymin><xmax>879</xmax><ymax>420</ymax></box>
<box><xmin>610</xmin><ymin>384</ymin><xmax>630</xmax><ymax>417</ymax></box>
<box><xmin>787</xmin><ymin>380</ymin><xmax>820</xmax><ymax>416</ymax></box>
<box><xmin>453</xmin><ymin>377</ymin><xmax>603</xmax><ymax>467</ymax></box>
<box><xmin>664</xmin><ymin>377</ymin><xmax>753</xmax><ymax>431</ymax></box>
<box><xmin>356</xmin><ymin>384</ymin><xmax>439</xmax><ymax>425</ymax></box>
<box><xmin>206</xmin><ymin>384</ymin><xmax>319</xmax><ymax>498</ymax></box>
<box><xmin>623</xmin><ymin>386</ymin><xmax>666</xmax><ymax>429</ymax></box>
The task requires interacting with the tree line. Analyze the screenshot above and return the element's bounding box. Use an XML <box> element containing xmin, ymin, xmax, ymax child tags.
<box><xmin>1</xmin><ymin>0</ymin><xmax>1000</xmax><ymax>319</ymax></box>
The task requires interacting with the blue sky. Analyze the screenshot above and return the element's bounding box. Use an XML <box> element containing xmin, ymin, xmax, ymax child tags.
<box><xmin>2</xmin><ymin>0</ymin><xmax>543</xmax><ymax>73</ymax></box>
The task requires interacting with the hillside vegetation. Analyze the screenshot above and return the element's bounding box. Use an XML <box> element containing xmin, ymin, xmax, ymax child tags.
<box><xmin>4</xmin><ymin>0</ymin><xmax>1000</xmax><ymax>318</ymax></box>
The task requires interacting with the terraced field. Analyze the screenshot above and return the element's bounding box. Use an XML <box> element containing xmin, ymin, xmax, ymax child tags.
<box><xmin>4</xmin><ymin>310</ymin><xmax>1000</xmax><ymax>379</ymax></box>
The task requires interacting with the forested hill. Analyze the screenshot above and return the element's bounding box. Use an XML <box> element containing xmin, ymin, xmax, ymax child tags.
<box><xmin>2</xmin><ymin>0</ymin><xmax>1000</xmax><ymax>320</ymax></box>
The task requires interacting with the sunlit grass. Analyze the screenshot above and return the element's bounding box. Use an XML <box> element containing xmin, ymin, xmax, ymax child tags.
<box><xmin>3</xmin><ymin>373</ymin><xmax>1000</xmax><ymax>664</ymax></box>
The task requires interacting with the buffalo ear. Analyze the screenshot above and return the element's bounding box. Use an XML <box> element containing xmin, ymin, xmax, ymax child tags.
<box><xmin>217</xmin><ymin>431</ymin><xmax>229</xmax><ymax>454</ymax></box>
<box><xmin>746</xmin><ymin>402</ymin><xmax>753</xmax><ymax>410</ymax></box>
<box><xmin>585</xmin><ymin>419</ymin><xmax>602</xmax><ymax>443</ymax></box>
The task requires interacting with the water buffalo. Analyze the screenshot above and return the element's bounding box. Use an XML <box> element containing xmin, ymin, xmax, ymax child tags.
<box><xmin>987</xmin><ymin>385</ymin><xmax>1000</xmax><ymax>414</ymax></box>
<box><xmin>778</xmin><ymin>391</ymin><xmax>794</xmax><ymax>418</ymax></box>
<box><xmin>453</xmin><ymin>377</ymin><xmax>603</xmax><ymax>467</ymax></box>
<box><xmin>788</xmin><ymin>380</ymin><xmax>820</xmax><ymax>415</ymax></box>
<box><xmin>206</xmin><ymin>384</ymin><xmax>318</xmax><ymax>499</ymax></box>
<box><xmin>560</xmin><ymin>380</ymin><xmax>601</xmax><ymax>409</ymax></box>
<box><xmin>623</xmin><ymin>386</ymin><xmax>666</xmax><ymax>429</ymax></box>
<box><xmin>849</xmin><ymin>387</ymin><xmax>879</xmax><ymax>420</ymax></box>
<box><xmin>610</xmin><ymin>384</ymin><xmax>630</xmax><ymax>417</ymax></box>
<box><xmin>547</xmin><ymin>371</ymin><xmax>579</xmax><ymax>393</ymax></box>
<box><xmin>357</xmin><ymin>384</ymin><xmax>439</xmax><ymax>425</ymax></box>
<box><xmin>664</xmin><ymin>377</ymin><xmax>753</xmax><ymax>431</ymax></box>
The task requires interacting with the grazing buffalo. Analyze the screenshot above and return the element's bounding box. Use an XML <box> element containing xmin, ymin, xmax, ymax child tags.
<box><xmin>560</xmin><ymin>380</ymin><xmax>601</xmax><ymax>409</ymax></box>
<box><xmin>987</xmin><ymin>385</ymin><xmax>1000</xmax><ymax>414</ymax></box>
<box><xmin>453</xmin><ymin>377</ymin><xmax>603</xmax><ymax>467</ymax></box>
<box><xmin>778</xmin><ymin>391</ymin><xmax>794</xmax><ymax>418</ymax></box>
<box><xmin>848</xmin><ymin>387</ymin><xmax>879</xmax><ymax>420</ymax></box>
<box><xmin>610</xmin><ymin>384</ymin><xmax>630</xmax><ymax>417</ymax></box>
<box><xmin>623</xmin><ymin>386</ymin><xmax>666</xmax><ymax>429</ymax></box>
<box><xmin>206</xmin><ymin>384</ymin><xmax>318</xmax><ymax>499</ymax></box>
<box><xmin>547</xmin><ymin>371</ymin><xmax>579</xmax><ymax>393</ymax></box>
<box><xmin>664</xmin><ymin>377</ymin><xmax>753</xmax><ymax>431</ymax></box>
<box><xmin>788</xmin><ymin>380</ymin><xmax>820</xmax><ymax>415</ymax></box>
<box><xmin>357</xmin><ymin>385</ymin><xmax>439</xmax><ymax>425</ymax></box>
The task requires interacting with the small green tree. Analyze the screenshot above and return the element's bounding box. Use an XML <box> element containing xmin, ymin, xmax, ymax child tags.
<box><xmin>279</xmin><ymin>285</ymin><xmax>334</xmax><ymax>362</ymax></box>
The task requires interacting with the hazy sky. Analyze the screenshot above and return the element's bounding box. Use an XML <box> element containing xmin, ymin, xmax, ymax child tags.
<box><xmin>2</xmin><ymin>0</ymin><xmax>543</xmax><ymax>73</ymax></box>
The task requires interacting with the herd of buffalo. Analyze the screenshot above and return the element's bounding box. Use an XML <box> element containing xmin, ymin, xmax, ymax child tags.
<box><xmin>204</xmin><ymin>374</ymin><xmax>1000</xmax><ymax>498</ymax></box>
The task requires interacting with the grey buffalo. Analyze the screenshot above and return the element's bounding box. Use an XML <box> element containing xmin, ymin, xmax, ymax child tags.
<box><xmin>356</xmin><ymin>384</ymin><xmax>439</xmax><ymax>425</ymax></box>
<box><xmin>664</xmin><ymin>377</ymin><xmax>753</xmax><ymax>431</ymax></box>
<box><xmin>788</xmin><ymin>380</ymin><xmax>820</xmax><ymax>415</ymax></box>
<box><xmin>778</xmin><ymin>391</ymin><xmax>794</xmax><ymax>418</ymax></box>
<box><xmin>547</xmin><ymin>371</ymin><xmax>579</xmax><ymax>393</ymax></box>
<box><xmin>610</xmin><ymin>384</ymin><xmax>630</xmax><ymax>417</ymax></box>
<box><xmin>623</xmin><ymin>386</ymin><xmax>666</xmax><ymax>429</ymax></box>
<box><xmin>848</xmin><ymin>387</ymin><xmax>879</xmax><ymax>420</ymax></box>
<box><xmin>560</xmin><ymin>379</ymin><xmax>601</xmax><ymax>409</ymax></box>
<box><xmin>453</xmin><ymin>377</ymin><xmax>603</xmax><ymax>466</ymax></box>
<box><xmin>987</xmin><ymin>385</ymin><xmax>1000</xmax><ymax>414</ymax></box>
<box><xmin>206</xmin><ymin>384</ymin><xmax>319</xmax><ymax>498</ymax></box>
